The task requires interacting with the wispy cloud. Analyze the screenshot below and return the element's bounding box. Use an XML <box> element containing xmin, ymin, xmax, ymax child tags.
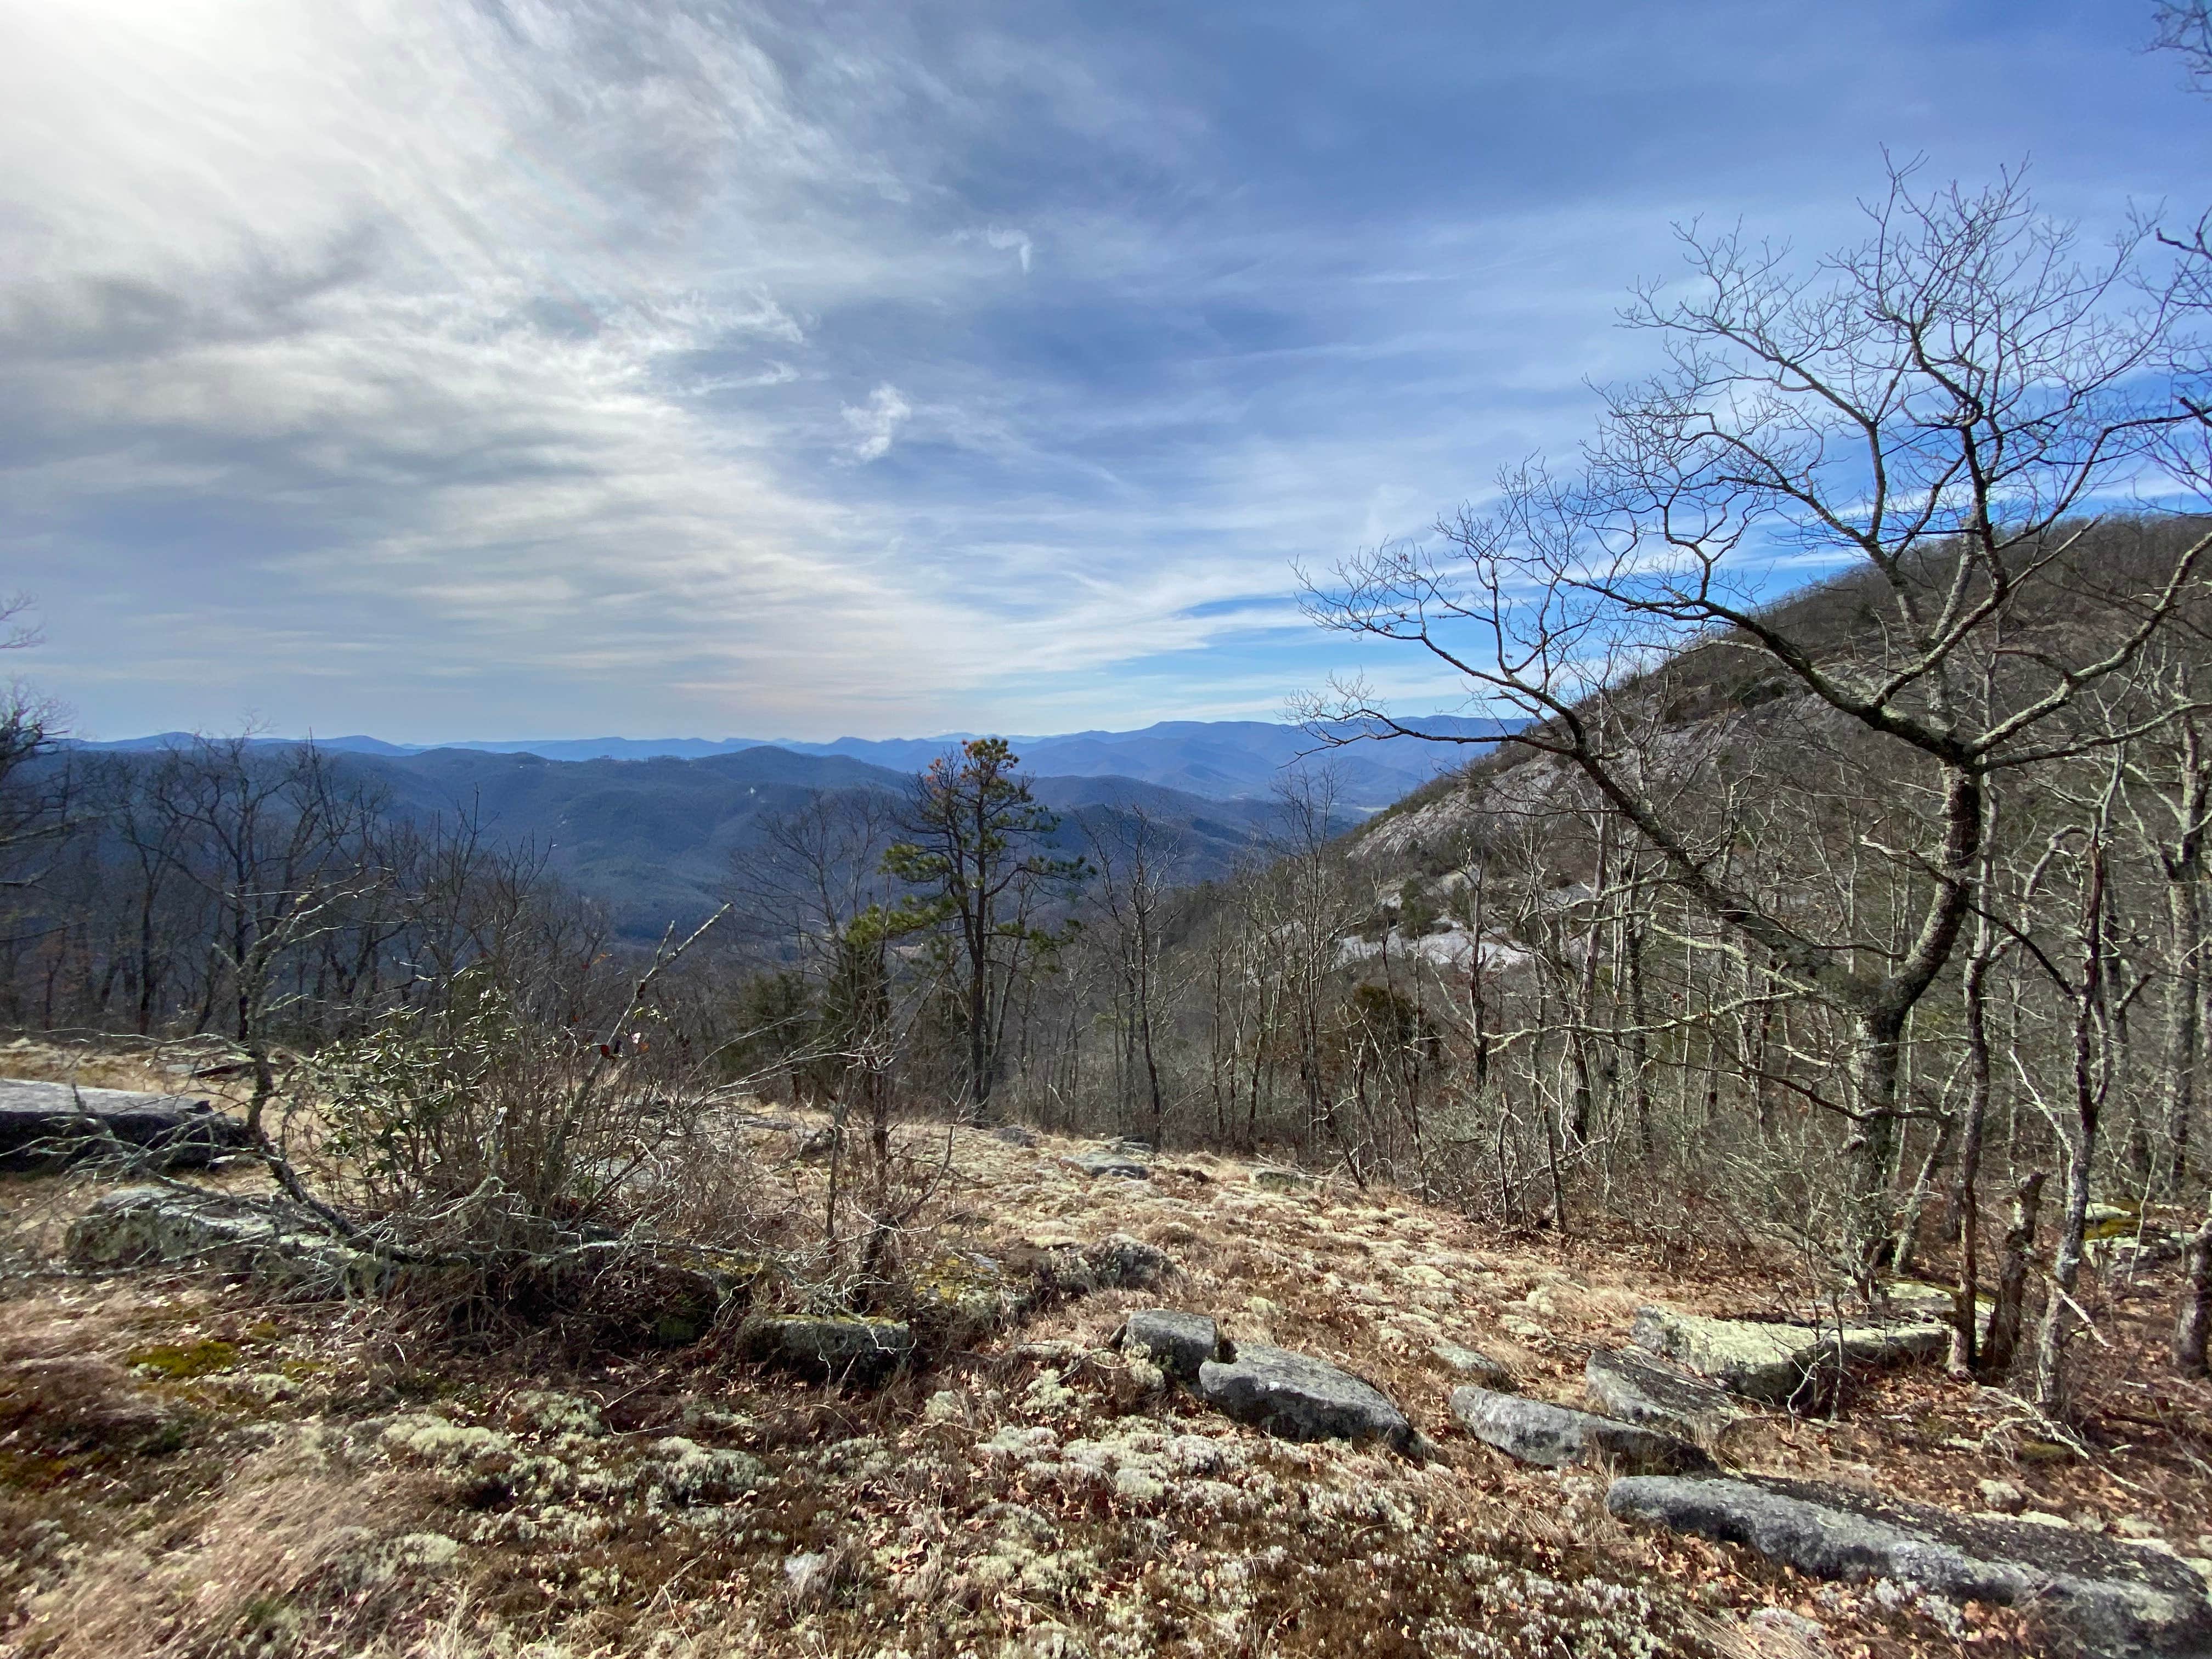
<box><xmin>2</xmin><ymin>0</ymin><xmax>2205</xmax><ymax>741</ymax></box>
<box><xmin>842</xmin><ymin>384</ymin><xmax>913</xmax><ymax>461</ymax></box>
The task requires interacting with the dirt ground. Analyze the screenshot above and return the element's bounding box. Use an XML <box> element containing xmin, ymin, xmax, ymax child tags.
<box><xmin>1</xmin><ymin>1064</ymin><xmax>2207</xmax><ymax>1658</ymax></box>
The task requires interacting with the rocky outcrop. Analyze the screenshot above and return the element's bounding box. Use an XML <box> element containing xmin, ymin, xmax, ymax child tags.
<box><xmin>743</xmin><ymin>1315</ymin><xmax>914</xmax><ymax>1379</ymax></box>
<box><xmin>1198</xmin><ymin>1344</ymin><xmax>1411</xmax><ymax>1449</ymax></box>
<box><xmin>1607</xmin><ymin>1474</ymin><xmax>2212</xmax><ymax>1658</ymax></box>
<box><xmin>1431</xmin><ymin>1341</ymin><xmax>1516</xmax><ymax>1389</ymax></box>
<box><xmin>1120</xmin><ymin>1310</ymin><xmax>1224</xmax><ymax>1383</ymax></box>
<box><xmin>1629</xmin><ymin>1306</ymin><xmax>1948</xmax><ymax>1405</ymax></box>
<box><xmin>66</xmin><ymin>1184</ymin><xmax>384</xmax><ymax>1296</ymax></box>
<box><xmin>1063</xmin><ymin>1139</ymin><xmax>1152</xmax><ymax>1180</ymax></box>
<box><xmin>1583</xmin><ymin>1348</ymin><xmax>1746</xmax><ymax>1446</ymax></box>
<box><xmin>1449</xmin><ymin>1386</ymin><xmax>1712</xmax><ymax>1475</ymax></box>
<box><xmin>0</xmin><ymin>1079</ymin><xmax>249</xmax><ymax>1170</ymax></box>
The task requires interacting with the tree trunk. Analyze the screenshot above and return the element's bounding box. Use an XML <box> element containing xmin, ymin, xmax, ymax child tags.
<box><xmin>1982</xmin><ymin>1170</ymin><xmax>2045</xmax><ymax>1378</ymax></box>
<box><xmin>2175</xmin><ymin>1202</ymin><xmax>2211</xmax><ymax>1375</ymax></box>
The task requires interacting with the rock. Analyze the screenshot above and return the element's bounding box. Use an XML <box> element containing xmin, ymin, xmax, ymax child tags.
<box><xmin>743</xmin><ymin>1315</ymin><xmax>913</xmax><ymax>1379</ymax></box>
<box><xmin>1121</xmin><ymin>1310</ymin><xmax>1224</xmax><ymax>1382</ymax></box>
<box><xmin>1047</xmin><ymin>1233</ymin><xmax>1171</xmax><ymax>1294</ymax></box>
<box><xmin>1251</xmin><ymin>1166</ymin><xmax>1316</xmax><ymax>1192</ymax></box>
<box><xmin>1629</xmin><ymin>1306</ymin><xmax>1948</xmax><ymax>1406</ymax></box>
<box><xmin>0</xmin><ymin>1079</ymin><xmax>250</xmax><ymax>1170</ymax></box>
<box><xmin>1431</xmin><ymin>1341</ymin><xmax>1516</xmax><ymax>1389</ymax></box>
<box><xmin>1198</xmin><ymin>1343</ymin><xmax>1410</xmax><ymax>1449</ymax></box>
<box><xmin>65</xmin><ymin>1185</ymin><xmax>385</xmax><ymax>1297</ymax></box>
<box><xmin>1584</xmin><ymin>1347</ymin><xmax>1746</xmax><ymax>1446</ymax></box>
<box><xmin>1450</xmin><ymin>1386</ymin><xmax>1713</xmax><ymax>1475</ymax></box>
<box><xmin>1978</xmin><ymin>1479</ymin><xmax>2026</xmax><ymax>1514</ymax></box>
<box><xmin>1063</xmin><ymin>1144</ymin><xmax>1150</xmax><ymax>1179</ymax></box>
<box><xmin>1607</xmin><ymin>1474</ymin><xmax>2212</xmax><ymax>1658</ymax></box>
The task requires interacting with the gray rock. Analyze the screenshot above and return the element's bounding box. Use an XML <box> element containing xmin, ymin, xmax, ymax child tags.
<box><xmin>1629</xmin><ymin>1306</ymin><xmax>1949</xmax><ymax>1406</ymax></box>
<box><xmin>745</xmin><ymin>1315</ymin><xmax>913</xmax><ymax>1379</ymax></box>
<box><xmin>1063</xmin><ymin>1144</ymin><xmax>1150</xmax><ymax>1179</ymax></box>
<box><xmin>1607</xmin><ymin>1474</ymin><xmax>2212</xmax><ymax>1658</ymax></box>
<box><xmin>1198</xmin><ymin>1343</ymin><xmax>1410</xmax><ymax>1449</ymax></box>
<box><xmin>1122</xmin><ymin>1310</ymin><xmax>1225</xmax><ymax>1381</ymax></box>
<box><xmin>1080</xmin><ymin>1233</ymin><xmax>1172</xmax><ymax>1290</ymax></box>
<box><xmin>0</xmin><ymin>1079</ymin><xmax>250</xmax><ymax>1170</ymax></box>
<box><xmin>1432</xmin><ymin>1341</ymin><xmax>1516</xmax><ymax>1389</ymax></box>
<box><xmin>65</xmin><ymin>1185</ymin><xmax>385</xmax><ymax>1297</ymax></box>
<box><xmin>1450</xmin><ymin>1385</ymin><xmax>1713</xmax><ymax>1475</ymax></box>
<box><xmin>1584</xmin><ymin>1347</ymin><xmax>1746</xmax><ymax>1446</ymax></box>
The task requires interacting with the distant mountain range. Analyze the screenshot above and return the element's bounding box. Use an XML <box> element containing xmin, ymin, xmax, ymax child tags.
<box><xmin>65</xmin><ymin>719</ymin><xmax>1515</xmax><ymax>939</ymax></box>
<box><xmin>75</xmin><ymin>716</ymin><xmax>1513</xmax><ymax>810</ymax></box>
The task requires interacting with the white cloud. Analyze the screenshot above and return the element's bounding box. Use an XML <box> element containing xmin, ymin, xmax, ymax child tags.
<box><xmin>840</xmin><ymin>383</ymin><xmax>913</xmax><ymax>461</ymax></box>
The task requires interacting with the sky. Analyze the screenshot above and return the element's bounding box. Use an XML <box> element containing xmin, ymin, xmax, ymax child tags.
<box><xmin>4</xmin><ymin>0</ymin><xmax>2210</xmax><ymax>743</ymax></box>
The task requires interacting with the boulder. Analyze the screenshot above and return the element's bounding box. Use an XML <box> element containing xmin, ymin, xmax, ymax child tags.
<box><xmin>66</xmin><ymin>1185</ymin><xmax>385</xmax><ymax>1297</ymax></box>
<box><xmin>1450</xmin><ymin>1386</ymin><xmax>1712</xmax><ymax>1475</ymax></box>
<box><xmin>1629</xmin><ymin>1306</ymin><xmax>1949</xmax><ymax>1406</ymax></box>
<box><xmin>1041</xmin><ymin>1233</ymin><xmax>1171</xmax><ymax>1294</ymax></box>
<box><xmin>0</xmin><ymin>1079</ymin><xmax>250</xmax><ymax>1171</ymax></box>
<box><xmin>1583</xmin><ymin>1348</ymin><xmax>1746</xmax><ymax>1446</ymax></box>
<box><xmin>1432</xmin><ymin>1341</ymin><xmax>1516</xmax><ymax>1389</ymax></box>
<box><xmin>1607</xmin><ymin>1474</ymin><xmax>2212</xmax><ymax>1658</ymax></box>
<box><xmin>1198</xmin><ymin>1343</ymin><xmax>1410</xmax><ymax>1449</ymax></box>
<box><xmin>744</xmin><ymin>1315</ymin><xmax>913</xmax><ymax>1379</ymax></box>
<box><xmin>1063</xmin><ymin>1144</ymin><xmax>1150</xmax><ymax>1179</ymax></box>
<box><xmin>1121</xmin><ymin>1310</ymin><xmax>1225</xmax><ymax>1382</ymax></box>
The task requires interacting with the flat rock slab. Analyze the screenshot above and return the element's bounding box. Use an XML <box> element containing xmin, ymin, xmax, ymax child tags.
<box><xmin>1432</xmin><ymin>1341</ymin><xmax>1516</xmax><ymax>1390</ymax></box>
<box><xmin>1122</xmin><ymin>1310</ymin><xmax>1224</xmax><ymax>1382</ymax></box>
<box><xmin>1451</xmin><ymin>1385</ymin><xmax>1712</xmax><ymax>1475</ymax></box>
<box><xmin>1608</xmin><ymin>1474</ymin><xmax>2212</xmax><ymax>1658</ymax></box>
<box><xmin>1630</xmin><ymin>1306</ymin><xmax>1948</xmax><ymax>1406</ymax></box>
<box><xmin>1199</xmin><ymin>1342</ymin><xmax>1410</xmax><ymax>1449</ymax></box>
<box><xmin>1584</xmin><ymin>1348</ymin><xmax>1747</xmax><ymax>1446</ymax></box>
<box><xmin>66</xmin><ymin>1185</ymin><xmax>384</xmax><ymax>1297</ymax></box>
<box><xmin>0</xmin><ymin>1079</ymin><xmax>249</xmax><ymax>1170</ymax></box>
<box><xmin>1063</xmin><ymin>1148</ymin><xmax>1150</xmax><ymax>1179</ymax></box>
<box><xmin>744</xmin><ymin>1315</ymin><xmax>913</xmax><ymax>1379</ymax></box>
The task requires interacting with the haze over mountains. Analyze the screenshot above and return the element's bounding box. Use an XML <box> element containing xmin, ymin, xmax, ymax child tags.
<box><xmin>80</xmin><ymin>717</ymin><xmax>1511</xmax><ymax>809</ymax></box>
<box><xmin>70</xmin><ymin>718</ymin><xmax>1513</xmax><ymax>939</ymax></box>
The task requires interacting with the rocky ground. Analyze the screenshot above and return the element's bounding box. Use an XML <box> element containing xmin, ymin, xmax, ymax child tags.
<box><xmin>0</xmin><ymin>1043</ymin><xmax>2208</xmax><ymax>1657</ymax></box>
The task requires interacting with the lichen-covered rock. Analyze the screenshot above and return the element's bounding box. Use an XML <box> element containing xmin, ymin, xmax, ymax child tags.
<box><xmin>1040</xmin><ymin>1233</ymin><xmax>1172</xmax><ymax>1296</ymax></box>
<box><xmin>743</xmin><ymin>1315</ymin><xmax>913</xmax><ymax>1379</ymax></box>
<box><xmin>65</xmin><ymin>1185</ymin><xmax>385</xmax><ymax>1297</ymax></box>
<box><xmin>1449</xmin><ymin>1386</ymin><xmax>1712</xmax><ymax>1475</ymax></box>
<box><xmin>1629</xmin><ymin>1306</ymin><xmax>1948</xmax><ymax>1405</ymax></box>
<box><xmin>1063</xmin><ymin>1144</ymin><xmax>1150</xmax><ymax>1178</ymax></box>
<box><xmin>1583</xmin><ymin>1348</ymin><xmax>1746</xmax><ymax>1446</ymax></box>
<box><xmin>0</xmin><ymin>1079</ymin><xmax>249</xmax><ymax>1170</ymax></box>
<box><xmin>1431</xmin><ymin>1342</ymin><xmax>1516</xmax><ymax>1389</ymax></box>
<box><xmin>1198</xmin><ymin>1343</ymin><xmax>1410</xmax><ymax>1449</ymax></box>
<box><xmin>1607</xmin><ymin>1473</ymin><xmax>2212</xmax><ymax>1658</ymax></box>
<box><xmin>1121</xmin><ymin>1310</ymin><xmax>1225</xmax><ymax>1381</ymax></box>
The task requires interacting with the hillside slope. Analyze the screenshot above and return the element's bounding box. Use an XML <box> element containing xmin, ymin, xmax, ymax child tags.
<box><xmin>1</xmin><ymin>1063</ymin><xmax>2204</xmax><ymax>1658</ymax></box>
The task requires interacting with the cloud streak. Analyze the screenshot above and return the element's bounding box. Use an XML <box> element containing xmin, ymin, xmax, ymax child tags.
<box><xmin>3</xmin><ymin>0</ymin><xmax>2208</xmax><ymax>741</ymax></box>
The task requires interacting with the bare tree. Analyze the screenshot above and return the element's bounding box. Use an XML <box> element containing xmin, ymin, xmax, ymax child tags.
<box><xmin>1310</xmin><ymin>165</ymin><xmax>2209</xmax><ymax>1261</ymax></box>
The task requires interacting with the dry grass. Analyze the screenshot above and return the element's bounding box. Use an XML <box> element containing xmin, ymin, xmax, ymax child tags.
<box><xmin>0</xmin><ymin>1113</ymin><xmax>2201</xmax><ymax>1657</ymax></box>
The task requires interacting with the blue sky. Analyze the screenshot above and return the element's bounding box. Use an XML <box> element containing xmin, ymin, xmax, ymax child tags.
<box><xmin>5</xmin><ymin>0</ymin><xmax>2209</xmax><ymax>742</ymax></box>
